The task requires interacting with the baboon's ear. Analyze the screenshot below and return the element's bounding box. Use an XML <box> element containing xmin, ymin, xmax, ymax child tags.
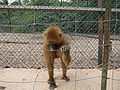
<box><xmin>59</xmin><ymin>33</ymin><xmax>62</xmax><ymax>36</ymax></box>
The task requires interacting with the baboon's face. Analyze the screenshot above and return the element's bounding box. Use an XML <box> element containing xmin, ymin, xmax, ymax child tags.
<box><xmin>44</xmin><ymin>27</ymin><xmax>64</xmax><ymax>51</ymax></box>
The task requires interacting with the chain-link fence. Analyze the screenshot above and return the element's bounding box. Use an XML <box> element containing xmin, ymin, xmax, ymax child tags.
<box><xmin>0</xmin><ymin>0</ymin><xmax>120</xmax><ymax>90</ymax></box>
<box><xmin>0</xmin><ymin>0</ymin><xmax>120</xmax><ymax>69</ymax></box>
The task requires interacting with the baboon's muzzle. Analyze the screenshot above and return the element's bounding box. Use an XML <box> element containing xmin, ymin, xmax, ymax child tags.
<box><xmin>49</xmin><ymin>43</ymin><xmax>58</xmax><ymax>52</ymax></box>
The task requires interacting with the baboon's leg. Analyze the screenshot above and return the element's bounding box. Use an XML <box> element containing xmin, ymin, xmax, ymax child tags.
<box><xmin>47</xmin><ymin>59</ymin><xmax>54</xmax><ymax>83</ymax></box>
<box><xmin>45</xmin><ymin>58</ymin><xmax>57</xmax><ymax>89</ymax></box>
<box><xmin>61</xmin><ymin>54</ymin><xmax>71</xmax><ymax>81</ymax></box>
<box><xmin>61</xmin><ymin>53</ymin><xmax>71</xmax><ymax>67</ymax></box>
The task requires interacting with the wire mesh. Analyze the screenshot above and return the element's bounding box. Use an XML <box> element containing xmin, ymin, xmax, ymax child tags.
<box><xmin>0</xmin><ymin>0</ymin><xmax>119</xmax><ymax>70</ymax></box>
<box><xmin>0</xmin><ymin>0</ymin><xmax>120</xmax><ymax>90</ymax></box>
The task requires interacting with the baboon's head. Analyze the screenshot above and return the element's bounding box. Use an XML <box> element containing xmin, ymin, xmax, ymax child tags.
<box><xmin>44</xmin><ymin>26</ymin><xmax>64</xmax><ymax>51</ymax></box>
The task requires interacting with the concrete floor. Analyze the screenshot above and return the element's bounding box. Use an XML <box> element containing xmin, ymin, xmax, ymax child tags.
<box><xmin>0</xmin><ymin>68</ymin><xmax>120</xmax><ymax>90</ymax></box>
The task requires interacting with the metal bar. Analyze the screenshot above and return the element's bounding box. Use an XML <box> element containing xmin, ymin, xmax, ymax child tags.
<box><xmin>98</xmin><ymin>0</ymin><xmax>103</xmax><ymax>66</ymax></box>
<box><xmin>101</xmin><ymin>0</ymin><xmax>111</xmax><ymax>90</ymax></box>
<box><xmin>0</xmin><ymin>5</ymin><xmax>120</xmax><ymax>12</ymax></box>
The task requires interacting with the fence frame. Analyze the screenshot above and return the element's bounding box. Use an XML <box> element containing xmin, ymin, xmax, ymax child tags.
<box><xmin>101</xmin><ymin>0</ymin><xmax>111</xmax><ymax>90</ymax></box>
<box><xmin>0</xmin><ymin>2</ymin><xmax>119</xmax><ymax>90</ymax></box>
<box><xmin>98</xmin><ymin>0</ymin><xmax>103</xmax><ymax>66</ymax></box>
<box><xmin>0</xmin><ymin>5</ymin><xmax>120</xmax><ymax>12</ymax></box>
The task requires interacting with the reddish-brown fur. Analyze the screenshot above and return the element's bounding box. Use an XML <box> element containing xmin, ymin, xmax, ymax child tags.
<box><xmin>43</xmin><ymin>26</ymin><xmax>71</xmax><ymax>89</ymax></box>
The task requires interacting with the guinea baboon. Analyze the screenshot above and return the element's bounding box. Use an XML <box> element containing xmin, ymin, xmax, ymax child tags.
<box><xmin>43</xmin><ymin>26</ymin><xmax>71</xmax><ymax>89</ymax></box>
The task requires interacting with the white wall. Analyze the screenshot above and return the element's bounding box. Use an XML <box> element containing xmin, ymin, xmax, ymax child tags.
<box><xmin>8</xmin><ymin>0</ymin><xmax>18</xmax><ymax>5</ymax></box>
<box><xmin>0</xmin><ymin>0</ymin><xmax>3</xmax><ymax>3</ymax></box>
<box><xmin>58</xmin><ymin>0</ymin><xmax>71</xmax><ymax>2</ymax></box>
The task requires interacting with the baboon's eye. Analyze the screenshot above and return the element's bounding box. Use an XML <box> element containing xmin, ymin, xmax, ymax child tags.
<box><xmin>59</xmin><ymin>33</ymin><xmax>62</xmax><ymax>36</ymax></box>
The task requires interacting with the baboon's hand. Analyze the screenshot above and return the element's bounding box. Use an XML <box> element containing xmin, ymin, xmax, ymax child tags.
<box><xmin>60</xmin><ymin>45</ymin><xmax>70</xmax><ymax>53</ymax></box>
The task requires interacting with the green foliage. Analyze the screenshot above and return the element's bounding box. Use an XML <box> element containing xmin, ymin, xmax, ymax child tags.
<box><xmin>0</xmin><ymin>0</ymin><xmax>119</xmax><ymax>34</ymax></box>
<box><xmin>30</xmin><ymin>0</ymin><xmax>60</xmax><ymax>6</ymax></box>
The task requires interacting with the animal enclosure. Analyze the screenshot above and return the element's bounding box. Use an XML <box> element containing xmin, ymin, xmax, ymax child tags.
<box><xmin>0</xmin><ymin>1</ymin><xmax>120</xmax><ymax>69</ymax></box>
<box><xmin>0</xmin><ymin>0</ymin><xmax>120</xmax><ymax>90</ymax></box>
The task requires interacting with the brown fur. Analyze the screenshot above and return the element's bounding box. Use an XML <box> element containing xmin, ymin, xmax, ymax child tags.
<box><xmin>43</xmin><ymin>26</ymin><xmax>71</xmax><ymax>89</ymax></box>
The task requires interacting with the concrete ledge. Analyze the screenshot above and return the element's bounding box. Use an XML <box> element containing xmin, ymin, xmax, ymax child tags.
<box><xmin>0</xmin><ymin>68</ymin><xmax>120</xmax><ymax>90</ymax></box>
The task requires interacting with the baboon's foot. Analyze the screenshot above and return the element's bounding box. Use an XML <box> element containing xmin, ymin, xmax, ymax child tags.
<box><xmin>0</xmin><ymin>86</ymin><xmax>6</xmax><ymax>89</ymax></box>
<box><xmin>62</xmin><ymin>76</ymin><xmax>70</xmax><ymax>81</ymax></box>
<box><xmin>48</xmin><ymin>79</ymin><xmax>55</xmax><ymax>84</ymax></box>
<box><xmin>49</xmin><ymin>83</ymin><xmax>57</xmax><ymax>90</ymax></box>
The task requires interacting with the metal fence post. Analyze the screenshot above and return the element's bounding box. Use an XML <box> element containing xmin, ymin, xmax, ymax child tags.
<box><xmin>98</xmin><ymin>0</ymin><xmax>103</xmax><ymax>67</ymax></box>
<box><xmin>101</xmin><ymin>0</ymin><xmax>111</xmax><ymax>90</ymax></box>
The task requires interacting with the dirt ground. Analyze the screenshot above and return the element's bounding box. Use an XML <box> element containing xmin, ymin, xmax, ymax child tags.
<box><xmin>0</xmin><ymin>68</ymin><xmax>120</xmax><ymax>90</ymax></box>
<box><xmin>0</xmin><ymin>33</ymin><xmax>120</xmax><ymax>90</ymax></box>
<box><xmin>0</xmin><ymin>33</ymin><xmax>120</xmax><ymax>69</ymax></box>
